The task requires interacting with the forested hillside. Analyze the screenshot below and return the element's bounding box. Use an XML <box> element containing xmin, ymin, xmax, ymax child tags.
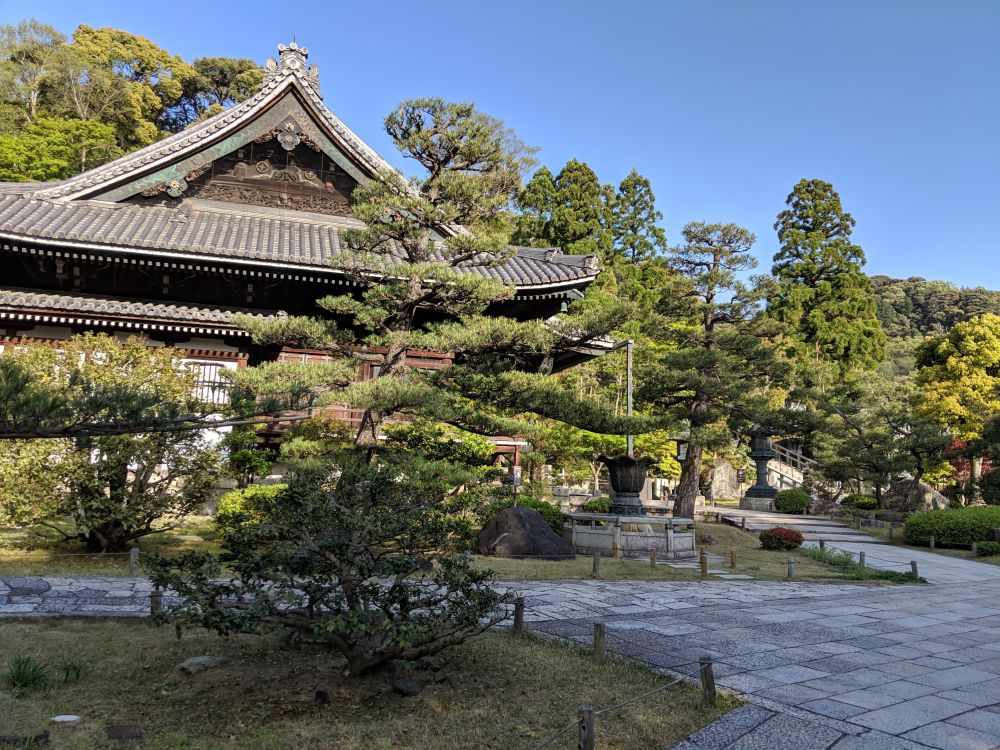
<box><xmin>872</xmin><ymin>275</ymin><xmax>1000</xmax><ymax>338</ymax></box>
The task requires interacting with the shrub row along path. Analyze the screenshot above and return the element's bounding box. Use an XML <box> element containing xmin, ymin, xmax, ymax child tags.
<box><xmin>3</xmin><ymin>573</ymin><xmax>1000</xmax><ymax>748</ymax></box>
<box><xmin>716</xmin><ymin>507</ymin><xmax>1000</xmax><ymax>585</ymax></box>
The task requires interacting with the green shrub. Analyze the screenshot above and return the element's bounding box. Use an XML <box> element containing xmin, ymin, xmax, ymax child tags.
<box><xmin>581</xmin><ymin>497</ymin><xmax>611</xmax><ymax>514</ymax></box>
<box><xmin>976</xmin><ymin>540</ymin><xmax>1000</xmax><ymax>557</ymax></box>
<box><xmin>842</xmin><ymin>494</ymin><xmax>878</xmax><ymax>511</ymax></box>
<box><xmin>485</xmin><ymin>495</ymin><xmax>564</xmax><ymax>534</ymax></box>
<box><xmin>4</xmin><ymin>655</ymin><xmax>50</xmax><ymax>693</ymax></box>
<box><xmin>903</xmin><ymin>505</ymin><xmax>1000</xmax><ymax>547</ymax></box>
<box><xmin>215</xmin><ymin>484</ymin><xmax>287</xmax><ymax>524</ymax></box>
<box><xmin>774</xmin><ymin>489</ymin><xmax>810</xmax><ymax>514</ymax></box>
<box><xmin>759</xmin><ymin>527</ymin><xmax>804</xmax><ymax>550</ymax></box>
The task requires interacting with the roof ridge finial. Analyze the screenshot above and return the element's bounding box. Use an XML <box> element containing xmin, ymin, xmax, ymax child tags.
<box><xmin>265</xmin><ymin>41</ymin><xmax>321</xmax><ymax>94</ymax></box>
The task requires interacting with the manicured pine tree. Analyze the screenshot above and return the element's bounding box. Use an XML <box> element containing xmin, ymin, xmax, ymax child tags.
<box><xmin>149</xmin><ymin>99</ymin><xmax>638</xmax><ymax>675</ymax></box>
<box><xmin>639</xmin><ymin>222</ymin><xmax>789</xmax><ymax>519</ymax></box>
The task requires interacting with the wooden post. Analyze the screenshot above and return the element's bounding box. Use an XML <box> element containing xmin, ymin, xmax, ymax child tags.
<box><xmin>649</xmin><ymin>547</ymin><xmax>657</xmax><ymax>568</ymax></box>
<box><xmin>740</xmin><ymin>516</ymin><xmax>746</xmax><ymax>530</ymax></box>
<box><xmin>787</xmin><ymin>558</ymin><xmax>794</xmax><ymax>578</ymax></box>
<box><xmin>593</xmin><ymin>623</ymin><xmax>605</xmax><ymax>662</ymax></box>
<box><xmin>699</xmin><ymin>656</ymin><xmax>717</xmax><ymax>707</ymax></box>
<box><xmin>819</xmin><ymin>539</ymin><xmax>826</xmax><ymax>551</ymax></box>
<box><xmin>859</xmin><ymin>550</ymin><xmax>865</xmax><ymax>569</ymax></box>
<box><xmin>513</xmin><ymin>597</ymin><xmax>525</xmax><ymax>635</ymax></box>
<box><xmin>577</xmin><ymin>705</ymin><xmax>596</xmax><ymax>750</ymax></box>
<box><xmin>929</xmin><ymin>534</ymin><xmax>936</xmax><ymax>550</ymax></box>
<box><xmin>700</xmin><ymin>551</ymin><xmax>708</xmax><ymax>579</ymax></box>
<box><xmin>910</xmin><ymin>560</ymin><xmax>919</xmax><ymax>578</ymax></box>
<box><xmin>729</xmin><ymin>550</ymin><xmax>736</xmax><ymax>569</ymax></box>
<box><xmin>592</xmin><ymin>552</ymin><xmax>602</xmax><ymax>579</ymax></box>
<box><xmin>128</xmin><ymin>547</ymin><xmax>140</xmax><ymax>577</ymax></box>
<box><xmin>150</xmin><ymin>588</ymin><xmax>162</xmax><ymax>617</ymax></box>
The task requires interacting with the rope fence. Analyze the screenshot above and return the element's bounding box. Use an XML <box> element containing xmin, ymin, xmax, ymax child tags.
<box><xmin>523</xmin><ymin>609</ymin><xmax>716</xmax><ymax>750</ymax></box>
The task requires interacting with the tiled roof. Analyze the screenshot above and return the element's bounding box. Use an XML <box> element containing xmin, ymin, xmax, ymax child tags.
<box><xmin>0</xmin><ymin>288</ymin><xmax>283</xmax><ymax>326</ymax></box>
<box><xmin>0</xmin><ymin>193</ymin><xmax>598</xmax><ymax>289</ymax></box>
<box><xmin>0</xmin><ymin>43</ymin><xmax>599</xmax><ymax>292</ymax></box>
<box><xmin>18</xmin><ymin>44</ymin><xmax>394</xmax><ymax>202</ymax></box>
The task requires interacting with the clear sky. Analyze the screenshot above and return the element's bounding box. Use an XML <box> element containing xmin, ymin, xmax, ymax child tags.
<box><xmin>3</xmin><ymin>0</ymin><xmax>998</xmax><ymax>287</ymax></box>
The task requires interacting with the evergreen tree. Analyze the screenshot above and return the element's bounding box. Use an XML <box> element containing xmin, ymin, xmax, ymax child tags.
<box><xmin>611</xmin><ymin>169</ymin><xmax>667</xmax><ymax>262</ymax></box>
<box><xmin>514</xmin><ymin>159</ymin><xmax>612</xmax><ymax>257</ymax></box>
<box><xmin>639</xmin><ymin>222</ymin><xmax>789</xmax><ymax>518</ymax></box>
<box><xmin>150</xmin><ymin>99</ymin><xmax>638</xmax><ymax>675</ymax></box>
<box><xmin>769</xmin><ymin>178</ymin><xmax>886</xmax><ymax>371</ymax></box>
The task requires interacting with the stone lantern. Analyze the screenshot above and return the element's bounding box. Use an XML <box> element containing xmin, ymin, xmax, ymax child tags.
<box><xmin>740</xmin><ymin>431</ymin><xmax>778</xmax><ymax>510</ymax></box>
<box><xmin>598</xmin><ymin>455</ymin><xmax>656</xmax><ymax>515</ymax></box>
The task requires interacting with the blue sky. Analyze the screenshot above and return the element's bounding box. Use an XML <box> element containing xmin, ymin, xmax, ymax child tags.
<box><xmin>4</xmin><ymin>0</ymin><xmax>998</xmax><ymax>287</ymax></box>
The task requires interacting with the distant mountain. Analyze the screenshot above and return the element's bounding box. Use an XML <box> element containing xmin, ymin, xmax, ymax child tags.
<box><xmin>871</xmin><ymin>275</ymin><xmax>1000</xmax><ymax>338</ymax></box>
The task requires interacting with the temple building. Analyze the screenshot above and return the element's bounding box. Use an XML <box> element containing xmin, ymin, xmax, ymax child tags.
<box><xmin>0</xmin><ymin>43</ymin><xmax>602</xmax><ymax>454</ymax></box>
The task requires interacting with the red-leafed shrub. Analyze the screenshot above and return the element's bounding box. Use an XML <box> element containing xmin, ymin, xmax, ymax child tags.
<box><xmin>759</xmin><ymin>527</ymin><xmax>804</xmax><ymax>550</ymax></box>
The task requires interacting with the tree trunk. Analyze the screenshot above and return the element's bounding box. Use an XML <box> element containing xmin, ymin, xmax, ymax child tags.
<box><xmin>970</xmin><ymin>455</ymin><xmax>984</xmax><ymax>504</ymax></box>
<box><xmin>673</xmin><ymin>446</ymin><xmax>702</xmax><ymax>519</ymax></box>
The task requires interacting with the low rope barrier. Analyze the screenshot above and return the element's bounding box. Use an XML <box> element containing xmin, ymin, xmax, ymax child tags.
<box><xmin>528</xmin><ymin>654</ymin><xmax>712</xmax><ymax>750</ymax></box>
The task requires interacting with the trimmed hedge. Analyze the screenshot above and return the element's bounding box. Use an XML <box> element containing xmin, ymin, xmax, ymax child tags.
<box><xmin>580</xmin><ymin>497</ymin><xmax>611</xmax><ymax>514</ymax></box>
<box><xmin>841</xmin><ymin>494</ymin><xmax>878</xmax><ymax>511</ymax></box>
<box><xmin>774</xmin><ymin>489</ymin><xmax>810</xmax><ymax>514</ymax></box>
<box><xmin>903</xmin><ymin>506</ymin><xmax>1000</xmax><ymax>547</ymax></box>
<box><xmin>759</xmin><ymin>527</ymin><xmax>804</xmax><ymax>550</ymax></box>
<box><xmin>976</xmin><ymin>541</ymin><xmax>1000</xmax><ymax>557</ymax></box>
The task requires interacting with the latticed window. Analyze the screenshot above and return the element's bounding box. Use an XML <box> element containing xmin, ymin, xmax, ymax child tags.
<box><xmin>182</xmin><ymin>359</ymin><xmax>236</xmax><ymax>406</ymax></box>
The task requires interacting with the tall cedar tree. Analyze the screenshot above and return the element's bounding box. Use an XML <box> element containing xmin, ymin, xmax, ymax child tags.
<box><xmin>513</xmin><ymin>159</ymin><xmax>612</xmax><ymax>257</ymax></box>
<box><xmin>150</xmin><ymin>100</ymin><xmax>638</xmax><ymax>675</ymax></box>
<box><xmin>611</xmin><ymin>169</ymin><xmax>667</xmax><ymax>262</ymax></box>
<box><xmin>639</xmin><ymin>222</ymin><xmax>788</xmax><ymax>518</ymax></box>
<box><xmin>769</xmin><ymin>179</ymin><xmax>886</xmax><ymax>371</ymax></box>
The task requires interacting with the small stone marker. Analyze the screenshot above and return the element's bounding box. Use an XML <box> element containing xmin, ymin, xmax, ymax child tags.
<box><xmin>592</xmin><ymin>552</ymin><xmax>601</xmax><ymax>578</ymax></box>
<box><xmin>787</xmin><ymin>558</ymin><xmax>795</xmax><ymax>578</ymax></box>
<box><xmin>391</xmin><ymin>678</ymin><xmax>421</xmax><ymax>697</ymax></box>
<box><xmin>106</xmin><ymin>724</ymin><xmax>143</xmax><ymax>740</ymax></box>
<box><xmin>911</xmin><ymin>560</ymin><xmax>919</xmax><ymax>577</ymax></box>
<box><xmin>649</xmin><ymin>547</ymin><xmax>657</xmax><ymax>567</ymax></box>
<box><xmin>51</xmin><ymin>715</ymin><xmax>81</xmax><ymax>724</ymax></box>
<box><xmin>859</xmin><ymin>550</ymin><xmax>865</xmax><ymax>568</ymax></box>
<box><xmin>512</xmin><ymin>596</ymin><xmax>525</xmax><ymax>634</ymax></box>
<box><xmin>177</xmin><ymin>655</ymin><xmax>221</xmax><ymax>675</ymax></box>
<box><xmin>929</xmin><ymin>534</ymin><xmax>936</xmax><ymax>549</ymax></box>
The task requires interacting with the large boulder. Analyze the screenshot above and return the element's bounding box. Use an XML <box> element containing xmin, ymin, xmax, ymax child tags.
<box><xmin>882</xmin><ymin>480</ymin><xmax>950</xmax><ymax>513</ymax></box>
<box><xmin>477</xmin><ymin>506</ymin><xmax>575</xmax><ymax>560</ymax></box>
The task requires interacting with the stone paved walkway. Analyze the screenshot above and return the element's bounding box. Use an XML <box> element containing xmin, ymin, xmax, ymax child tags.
<box><xmin>514</xmin><ymin>578</ymin><xmax>1000</xmax><ymax>749</ymax></box>
<box><xmin>716</xmin><ymin>508</ymin><xmax>883</xmax><ymax>545</ymax></box>
<box><xmin>3</xmin><ymin>576</ymin><xmax>1000</xmax><ymax>749</ymax></box>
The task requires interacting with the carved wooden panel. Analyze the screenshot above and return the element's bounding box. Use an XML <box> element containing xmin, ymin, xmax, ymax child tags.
<box><xmin>133</xmin><ymin>139</ymin><xmax>357</xmax><ymax>217</ymax></box>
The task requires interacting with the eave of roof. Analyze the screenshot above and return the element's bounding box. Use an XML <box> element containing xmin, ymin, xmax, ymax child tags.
<box><xmin>0</xmin><ymin>287</ymin><xmax>283</xmax><ymax>336</ymax></box>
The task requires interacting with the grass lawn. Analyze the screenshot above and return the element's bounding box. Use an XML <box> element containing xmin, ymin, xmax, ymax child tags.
<box><xmin>2</xmin><ymin>518</ymin><xmax>922</xmax><ymax>583</ymax></box>
<box><xmin>476</xmin><ymin>522</ymin><xmax>920</xmax><ymax>584</ymax></box>
<box><xmin>0</xmin><ymin>517</ymin><xmax>218</xmax><ymax>576</ymax></box>
<box><xmin>0</xmin><ymin>620</ymin><xmax>736</xmax><ymax>750</ymax></box>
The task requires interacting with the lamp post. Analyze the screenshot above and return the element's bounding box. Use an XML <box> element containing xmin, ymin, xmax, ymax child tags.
<box><xmin>741</xmin><ymin>430</ymin><xmax>778</xmax><ymax>510</ymax></box>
